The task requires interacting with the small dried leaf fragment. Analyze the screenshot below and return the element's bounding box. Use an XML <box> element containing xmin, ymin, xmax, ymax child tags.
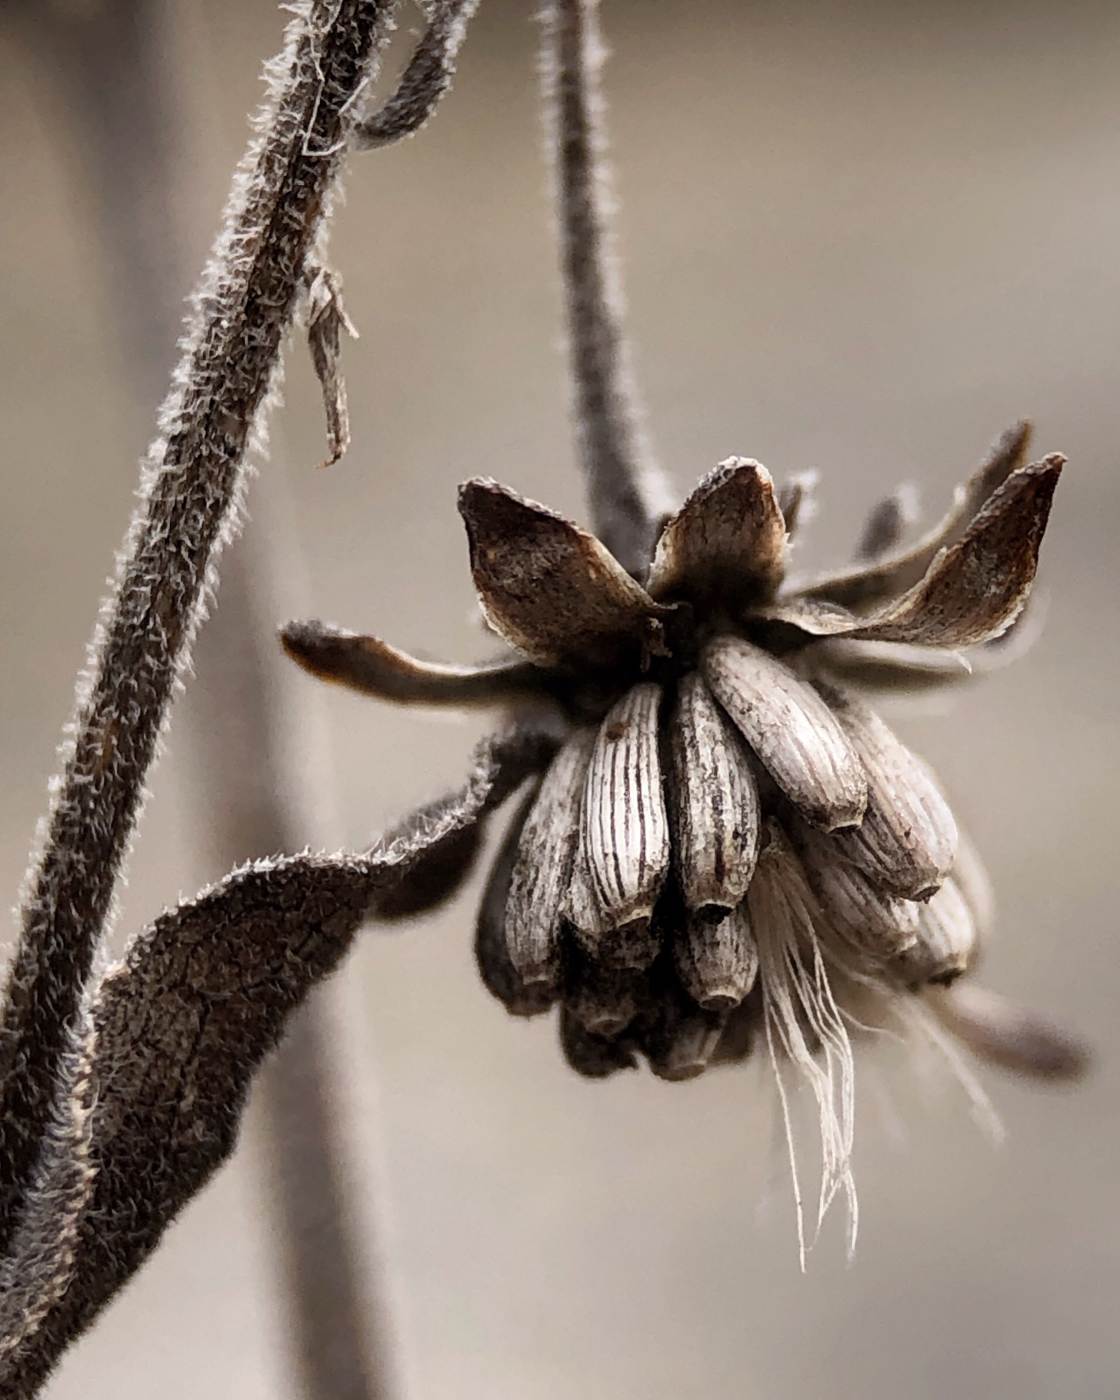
<box><xmin>281</xmin><ymin>620</ymin><xmax>543</xmax><ymax>707</ymax></box>
<box><xmin>306</xmin><ymin>265</ymin><xmax>358</xmax><ymax>469</ymax></box>
<box><xmin>648</xmin><ymin>457</ymin><xmax>787</xmax><ymax>604</ymax></box>
<box><xmin>673</xmin><ymin>904</ymin><xmax>758</xmax><ymax>1012</ymax></box>
<box><xmin>506</xmin><ymin>728</ymin><xmax>597</xmax><ymax>991</ymax></box>
<box><xmin>459</xmin><ymin>479</ymin><xmax>666</xmax><ymax>669</ymax></box>
<box><xmin>566</xmin><ymin>683</ymin><xmax>670</xmax><ymax>944</ymax></box>
<box><xmin>819</xmin><ymin>684</ymin><xmax>957</xmax><ymax>900</ymax></box>
<box><xmin>926</xmin><ymin>983</ymin><xmax>1090</xmax><ymax>1081</ymax></box>
<box><xmin>703</xmin><ymin>635</ymin><xmax>867</xmax><ymax>831</ymax></box>
<box><xmin>668</xmin><ymin>671</ymin><xmax>760</xmax><ymax>917</ymax></box>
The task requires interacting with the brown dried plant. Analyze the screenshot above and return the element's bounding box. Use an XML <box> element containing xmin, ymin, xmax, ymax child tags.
<box><xmin>0</xmin><ymin>0</ymin><xmax>1088</xmax><ymax>1392</ymax></box>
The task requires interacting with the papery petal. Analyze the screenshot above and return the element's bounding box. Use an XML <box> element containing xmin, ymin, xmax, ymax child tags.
<box><xmin>792</xmin><ymin>821</ymin><xmax>920</xmax><ymax>959</ymax></box>
<box><xmin>703</xmin><ymin>636</ymin><xmax>867</xmax><ymax>831</ymax></box>
<box><xmin>559</xmin><ymin>1009</ymin><xmax>638</xmax><ymax>1079</ymax></box>
<box><xmin>673</xmin><ymin>903</ymin><xmax>758</xmax><ymax>1012</ymax></box>
<box><xmin>758</xmin><ymin>456</ymin><xmax>1063</xmax><ymax>650</ymax></box>
<box><xmin>791</xmin><ymin>421</ymin><xmax>1032</xmax><ymax>606</ymax></box>
<box><xmin>505</xmin><ymin>728</ymin><xmax>596</xmax><ymax>992</ymax></box>
<box><xmin>647</xmin><ymin>458</ymin><xmax>787</xmax><ymax>604</ymax></box>
<box><xmin>459</xmin><ymin>478</ymin><xmax>666</xmax><ymax>669</ymax></box>
<box><xmin>925</xmin><ymin>983</ymin><xmax>1090</xmax><ymax>1081</ymax></box>
<box><xmin>668</xmin><ymin>671</ymin><xmax>760</xmax><ymax>916</ymax></box>
<box><xmin>281</xmin><ymin>620</ymin><xmax>544</xmax><ymax>707</ymax></box>
<box><xmin>892</xmin><ymin>877</ymin><xmax>975</xmax><ymax>986</ymax></box>
<box><xmin>474</xmin><ymin>791</ymin><xmax>558</xmax><ymax>1017</ymax></box>
<box><xmin>818</xmin><ymin>684</ymin><xmax>957</xmax><ymax>899</ymax></box>
<box><xmin>566</xmin><ymin>683</ymin><xmax>670</xmax><ymax>948</ymax></box>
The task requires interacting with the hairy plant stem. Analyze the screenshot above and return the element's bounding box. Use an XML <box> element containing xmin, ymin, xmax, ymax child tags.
<box><xmin>0</xmin><ymin>0</ymin><xmax>395</xmax><ymax>1256</ymax></box>
<box><xmin>540</xmin><ymin>0</ymin><xmax>667</xmax><ymax>580</ymax></box>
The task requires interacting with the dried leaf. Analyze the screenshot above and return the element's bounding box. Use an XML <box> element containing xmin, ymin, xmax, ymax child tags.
<box><xmin>703</xmin><ymin>635</ymin><xmax>867</xmax><ymax>831</ymax></box>
<box><xmin>566</xmin><ymin>683</ymin><xmax>670</xmax><ymax>946</ymax></box>
<box><xmin>647</xmin><ymin>457</ymin><xmax>787</xmax><ymax>604</ymax></box>
<box><xmin>926</xmin><ymin>983</ymin><xmax>1090</xmax><ymax>1081</ymax></box>
<box><xmin>305</xmin><ymin>265</ymin><xmax>358</xmax><ymax>469</ymax></box>
<box><xmin>668</xmin><ymin>671</ymin><xmax>760</xmax><ymax>917</ymax></box>
<box><xmin>281</xmin><ymin>619</ymin><xmax>544</xmax><ymax>707</ymax></box>
<box><xmin>458</xmin><ymin>478</ymin><xmax>666</xmax><ymax>669</ymax></box>
<box><xmin>818</xmin><ymin>685</ymin><xmax>957</xmax><ymax>900</ymax></box>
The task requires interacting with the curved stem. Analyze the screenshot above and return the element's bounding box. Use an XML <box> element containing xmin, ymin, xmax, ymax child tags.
<box><xmin>539</xmin><ymin>0</ymin><xmax>668</xmax><ymax>579</ymax></box>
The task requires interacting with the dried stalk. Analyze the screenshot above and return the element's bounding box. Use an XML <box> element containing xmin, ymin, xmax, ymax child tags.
<box><xmin>539</xmin><ymin>0</ymin><xmax>669</xmax><ymax>578</ymax></box>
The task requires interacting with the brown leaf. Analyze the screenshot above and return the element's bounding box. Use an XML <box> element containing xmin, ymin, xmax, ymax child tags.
<box><xmin>647</xmin><ymin>457</ymin><xmax>787</xmax><ymax>604</ymax></box>
<box><xmin>306</xmin><ymin>266</ymin><xmax>358</xmax><ymax>469</ymax></box>
<box><xmin>459</xmin><ymin>478</ymin><xmax>666</xmax><ymax>670</ymax></box>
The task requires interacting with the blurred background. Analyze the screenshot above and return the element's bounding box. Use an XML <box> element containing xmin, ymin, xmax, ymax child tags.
<box><xmin>1</xmin><ymin>1</ymin><xmax>1118</xmax><ymax>1396</ymax></box>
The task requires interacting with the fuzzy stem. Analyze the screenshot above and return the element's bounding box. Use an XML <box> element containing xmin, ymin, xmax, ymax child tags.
<box><xmin>539</xmin><ymin>0</ymin><xmax>667</xmax><ymax>579</ymax></box>
<box><xmin>0</xmin><ymin>0</ymin><xmax>396</xmax><ymax>1251</ymax></box>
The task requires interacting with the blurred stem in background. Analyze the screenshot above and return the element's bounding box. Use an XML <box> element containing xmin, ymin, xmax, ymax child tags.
<box><xmin>10</xmin><ymin>4</ymin><xmax>397</xmax><ymax>1397</ymax></box>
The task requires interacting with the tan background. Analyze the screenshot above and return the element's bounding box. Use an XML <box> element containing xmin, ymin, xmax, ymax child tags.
<box><xmin>1</xmin><ymin>1</ymin><xmax>1118</xmax><ymax>1396</ymax></box>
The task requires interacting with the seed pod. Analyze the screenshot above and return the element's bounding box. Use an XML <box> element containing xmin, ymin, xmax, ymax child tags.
<box><xmin>893</xmin><ymin>877</ymin><xmax>976</xmax><ymax>987</ymax></box>
<box><xmin>641</xmin><ymin>983</ymin><xmax>727</xmax><ymax>1082</ymax></box>
<box><xmin>668</xmin><ymin>671</ymin><xmax>760</xmax><ymax>917</ymax></box>
<box><xmin>703</xmin><ymin>635</ymin><xmax>867</xmax><ymax>831</ymax></box>
<box><xmin>817</xmin><ymin>683</ymin><xmax>957</xmax><ymax>899</ymax></box>
<box><xmin>506</xmin><ymin>727</ymin><xmax>596</xmax><ymax>991</ymax></box>
<box><xmin>474</xmin><ymin>792</ymin><xmax>556</xmax><ymax>1017</ymax></box>
<box><xmin>673</xmin><ymin>903</ymin><xmax>758</xmax><ymax>1011</ymax></box>
<box><xmin>564</xmin><ymin>949</ymin><xmax>647</xmax><ymax>1037</ymax></box>
<box><xmin>559</xmin><ymin>1009</ymin><xmax>638</xmax><ymax>1079</ymax></box>
<box><xmin>566</xmin><ymin>683</ymin><xmax>670</xmax><ymax>944</ymax></box>
<box><xmin>793</xmin><ymin>821</ymin><xmax>919</xmax><ymax>960</ymax></box>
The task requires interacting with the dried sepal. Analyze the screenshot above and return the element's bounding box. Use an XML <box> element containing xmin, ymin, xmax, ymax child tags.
<box><xmin>810</xmin><ymin>638</ymin><xmax>976</xmax><ymax>694</ymax></box>
<box><xmin>566</xmin><ymin>683</ymin><xmax>670</xmax><ymax>948</ymax></box>
<box><xmin>559</xmin><ymin>1009</ymin><xmax>638</xmax><ymax>1079</ymax></box>
<box><xmin>703</xmin><ymin>635</ymin><xmax>867</xmax><ymax>831</ymax></box>
<box><xmin>794</xmin><ymin>420</ymin><xmax>1032</xmax><ymax>606</ymax></box>
<box><xmin>305</xmin><ymin>265</ymin><xmax>358</xmax><ymax>469</ymax></box>
<box><xmin>668</xmin><ymin>672</ymin><xmax>760</xmax><ymax>917</ymax></box>
<box><xmin>792</xmin><ymin>821</ymin><xmax>920</xmax><ymax>959</ymax></box>
<box><xmin>926</xmin><ymin>983</ymin><xmax>1090</xmax><ymax>1082</ymax></box>
<box><xmin>673</xmin><ymin>903</ymin><xmax>758</xmax><ymax>1012</ymax></box>
<box><xmin>818</xmin><ymin>684</ymin><xmax>957</xmax><ymax>900</ymax></box>
<box><xmin>475</xmin><ymin>791</ymin><xmax>556</xmax><ymax>1018</ymax></box>
<box><xmin>854</xmin><ymin>484</ymin><xmax>918</xmax><ymax>561</ymax></box>
<box><xmin>647</xmin><ymin>457</ymin><xmax>787</xmax><ymax>605</ymax></box>
<box><xmin>506</xmin><ymin>728</ymin><xmax>597</xmax><ymax>991</ymax></box>
<box><xmin>892</xmin><ymin>877</ymin><xmax>976</xmax><ymax>986</ymax></box>
<box><xmin>458</xmin><ymin>479</ymin><xmax>666</xmax><ymax>669</ymax></box>
<box><xmin>353</xmin><ymin>0</ymin><xmax>480</xmax><ymax>149</ymax></box>
<box><xmin>280</xmin><ymin>619</ymin><xmax>544</xmax><ymax>707</ymax></box>
<box><xmin>759</xmin><ymin>456</ymin><xmax>1062</xmax><ymax>650</ymax></box>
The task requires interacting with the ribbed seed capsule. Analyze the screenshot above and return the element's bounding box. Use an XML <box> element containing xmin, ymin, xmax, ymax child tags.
<box><xmin>566</xmin><ymin>682</ymin><xmax>670</xmax><ymax>947</ymax></box>
<box><xmin>793</xmin><ymin>821</ymin><xmax>920</xmax><ymax>960</ymax></box>
<box><xmin>668</xmin><ymin>671</ymin><xmax>760</xmax><ymax>917</ymax></box>
<box><xmin>893</xmin><ymin>877</ymin><xmax>976</xmax><ymax>986</ymax></box>
<box><xmin>641</xmin><ymin>988</ymin><xmax>727</xmax><ymax>1082</ymax></box>
<box><xmin>703</xmin><ymin>635</ymin><xmax>867</xmax><ymax>831</ymax></box>
<box><xmin>474</xmin><ymin>792</ymin><xmax>555</xmax><ymax>1017</ymax></box>
<box><xmin>673</xmin><ymin>904</ymin><xmax>758</xmax><ymax>1011</ymax></box>
<box><xmin>817</xmin><ymin>683</ymin><xmax>957</xmax><ymax>899</ymax></box>
<box><xmin>559</xmin><ymin>1008</ymin><xmax>638</xmax><ymax>1080</ymax></box>
<box><xmin>506</xmin><ymin>727</ymin><xmax>596</xmax><ymax>990</ymax></box>
<box><xmin>564</xmin><ymin>951</ymin><xmax>646</xmax><ymax>1038</ymax></box>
